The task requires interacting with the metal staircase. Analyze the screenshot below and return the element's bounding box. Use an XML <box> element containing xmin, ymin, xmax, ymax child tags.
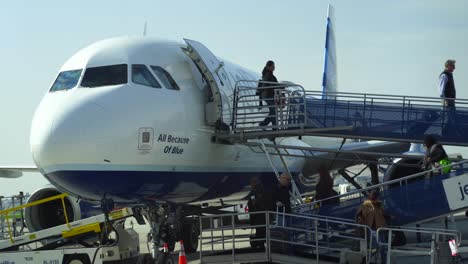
<box><xmin>218</xmin><ymin>80</ymin><xmax>468</xmax><ymax>146</ymax></box>
<box><xmin>295</xmin><ymin>160</ymin><xmax>468</xmax><ymax>226</ymax></box>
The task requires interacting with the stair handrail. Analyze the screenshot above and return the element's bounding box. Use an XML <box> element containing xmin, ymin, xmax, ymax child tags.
<box><xmin>199</xmin><ymin>210</ymin><xmax>375</xmax><ymax>263</ymax></box>
<box><xmin>0</xmin><ymin>193</ymin><xmax>70</xmax><ymax>244</ymax></box>
<box><xmin>380</xmin><ymin>225</ymin><xmax>462</xmax><ymax>245</ymax></box>
<box><xmin>296</xmin><ymin>159</ymin><xmax>468</xmax><ymax>213</ymax></box>
<box><xmin>376</xmin><ymin>226</ymin><xmax>461</xmax><ymax>264</ymax></box>
<box><xmin>304</xmin><ymin>90</ymin><xmax>468</xmax><ymax>105</ymax></box>
<box><xmin>232</xmin><ymin>80</ymin><xmax>307</xmax><ymax>132</ymax></box>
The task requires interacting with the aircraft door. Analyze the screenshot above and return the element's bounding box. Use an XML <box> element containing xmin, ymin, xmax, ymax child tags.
<box><xmin>183</xmin><ymin>39</ymin><xmax>233</xmax><ymax>129</ymax></box>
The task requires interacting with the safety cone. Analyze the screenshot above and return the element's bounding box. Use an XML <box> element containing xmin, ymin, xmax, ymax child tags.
<box><xmin>178</xmin><ymin>240</ymin><xmax>187</xmax><ymax>264</ymax></box>
<box><xmin>163</xmin><ymin>243</ymin><xmax>169</xmax><ymax>253</ymax></box>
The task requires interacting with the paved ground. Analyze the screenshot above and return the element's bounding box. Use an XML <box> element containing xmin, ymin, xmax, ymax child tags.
<box><xmin>129</xmin><ymin>218</ymin><xmax>254</xmax><ymax>263</ymax></box>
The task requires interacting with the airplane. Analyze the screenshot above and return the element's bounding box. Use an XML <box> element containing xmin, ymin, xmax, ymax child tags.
<box><xmin>1</xmin><ymin>5</ymin><xmax>415</xmax><ymax>260</ymax></box>
<box><xmin>0</xmin><ymin>166</ymin><xmax>36</xmax><ymax>179</ymax></box>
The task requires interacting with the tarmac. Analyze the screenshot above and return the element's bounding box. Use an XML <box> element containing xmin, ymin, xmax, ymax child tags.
<box><xmin>129</xmin><ymin>218</ymin><xmax>253</xmax><ymax>263</ymax></box>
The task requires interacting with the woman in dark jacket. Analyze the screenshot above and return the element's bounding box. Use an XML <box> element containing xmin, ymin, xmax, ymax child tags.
<box><xmin>247</xmin><ymin>177</ymin><xmax>267</xmax><ymax>249</ymax></box>
<box><xmin>259</xmin><ymin>60</ymin><xmax>280</xmax><ymax>127</ymax></box>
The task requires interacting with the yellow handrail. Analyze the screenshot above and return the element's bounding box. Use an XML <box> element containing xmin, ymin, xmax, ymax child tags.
<box><xmin>0</xmin><ymin>193</ymin><xmax>70</xmax><ymax>243</ymax></box>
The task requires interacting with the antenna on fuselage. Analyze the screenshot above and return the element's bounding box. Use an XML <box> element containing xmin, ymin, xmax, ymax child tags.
<box><xmin>143</xmin><ymin>21</ymin><xmax>148</xmax><ymax>36</ymax></box>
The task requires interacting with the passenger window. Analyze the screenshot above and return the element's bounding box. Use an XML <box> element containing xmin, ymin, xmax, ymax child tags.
<box><xmin>81</xmin><ymin>64</ymin><xmax>127</xmax><ymax>88</ymax></box>
<box><xmin>151</xmin><ymin>66</ymin><xmax>180</xmax><ymax>90</ymax></box>
<box><xmin>50</xmin><ymin>69</ymin><xmax>82</xmax><ymax>92</ymax></box>
<box><xmin>132</xmin><ymin>65</ymin><xmax>161</xmax><ymax>88</ymax></box>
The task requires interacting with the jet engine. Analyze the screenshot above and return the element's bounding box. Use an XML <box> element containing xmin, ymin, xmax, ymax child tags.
<box><xmin>383</xmin><ymin>144</ymin><xmax>425</xmax><ymax>183</ymax></box>
<box><xmin>24</xmin><ymin>185</ymin><xmax>100</xmax><ymax>232</ymax></box>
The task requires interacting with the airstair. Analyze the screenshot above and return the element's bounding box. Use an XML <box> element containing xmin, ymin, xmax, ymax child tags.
<box><xmin>209</xmin><ymin>80</ymin><xmax>468</xmax><ymax>263</ymax></box>
<box><xmin>217</xmin><ymin>81</ymin><xmax>468</xmax><ymax>146</ymax></box>
<box><xmin>0</xmin><ymin>193</ymin><xmax>133</xmax><ymax>252</ymax></box>
<box><xmin>296</xmin><ymin>160</ymin><xmax>468</xmax><ymax>226</ymax></box>
<box><xmin>199</xmin><ymin>211</ymin><xmax>375</xmax><ymax>263</ymax></box>
<box><xmin>198</xmin><ymin>210</ymin><xmax>463</xmax><ymax>263</ymax></box>
<box><xmin>219</xmin><ymin>80</ymin><xmax>468</xmax><ymax>215</ymax></box>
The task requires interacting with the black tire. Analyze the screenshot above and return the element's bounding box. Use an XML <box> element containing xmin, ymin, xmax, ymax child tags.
<box><xmin>182</xmin><ymin>221</ymin><xmax>199</xmax><ymax>254</ymax></box>
<box><xmin>63</xmin><ymin>254</ymin><xmax>91</xmax><ymax>264</ymax></box>
<box><xmin>156</xmin><ymin>253</ymin><xmax>175</xmax><ymax>264</ymax></box>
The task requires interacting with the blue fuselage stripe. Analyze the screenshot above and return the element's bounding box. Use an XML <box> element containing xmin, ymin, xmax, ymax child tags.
<box><xmin>45</xmin><ymin>170</ymin><xmax>290</xmax><ymax>204</ymax></box>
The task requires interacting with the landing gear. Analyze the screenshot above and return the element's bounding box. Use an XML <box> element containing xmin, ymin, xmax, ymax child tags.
<box><xmin>144</xmin><ymin>205</ymin><xmax>168</xmax><ymax>260</ymax></box>
<box><xmin>182</xmin><ymin>220</ymin><xmax>199</xmax><ymax>254</ymax></box>
<box><xmin>142</xmin><ymin>203</ymin><xmax>200</xmax><ymax>261</ymax></box>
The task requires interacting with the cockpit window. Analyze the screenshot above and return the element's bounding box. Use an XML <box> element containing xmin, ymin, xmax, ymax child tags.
<box><xmin>50</xmin><ymin>69</ymin><xmax>82</xmax><ymax>92</ymax></box>
<box><xmin>151</xmin><ymin>66</ymin><xmax>180</xmax><ymax>90</ymax></box>
<box><xmin>81</xmin><ymin>64</ymin><xmax>127</xmax><ymax>88</ymax></box>
<box><xmin>132</xmin><ymin>65</ymin><xmax>161</xmax><ymax>88</ymax></box>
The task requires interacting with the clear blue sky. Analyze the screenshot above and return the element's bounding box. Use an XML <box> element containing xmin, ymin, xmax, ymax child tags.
<box><xmin>1</xmin><ymin>0</ymin><xmax>467</xmax><ymax>195</ymax></box>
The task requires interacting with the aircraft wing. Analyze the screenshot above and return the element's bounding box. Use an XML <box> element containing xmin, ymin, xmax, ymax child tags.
<box><xmin>300</xmin><ymin>140</ymin><xmax>411</xmax><ymax>176</ymax></box>
<box><xmin>0</xmin><ymin>166</ymin><xmax>38</xmax><ymax>178</ymax></box>
<box><xmin>245</xmin><ymin>139</ymin><xmax>411</xmax><ymax>193</ymax></box>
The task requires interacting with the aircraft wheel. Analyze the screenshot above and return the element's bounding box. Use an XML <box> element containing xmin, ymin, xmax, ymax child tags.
<box><xmin>182</xmin><ymin>221</ymin><xmax>199</xmax><ymax>254</ymax></box>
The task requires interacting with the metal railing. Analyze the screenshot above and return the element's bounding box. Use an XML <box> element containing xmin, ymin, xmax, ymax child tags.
<box><xmin>296</xmin><ymin>159</ymin><xmax>468</xmax><ymax>214</ymax></box>
<box><xmin>0</xmin><ymin>193</ymin><xmax>70</xmax><ymax>244</ymax></box>
<box><xmin>305</xmin><ymin>90</ymin><xmax>468</xmax><ymax>106</ymax></box>
<box><xmin>226</xmin><ymin>81</ymin><xmax>468</xmax><ymax>145</ymax></box>
<box><xmin>0</xmin><ymin>193</ymin><xmax>29</xmax><ymax>241</ymax></box>
<box><xmin>376</xmin><ymin>226</ymin><xmax>461</xmax><ymax>264</ymax></box>
<box><xmin>301</xmin><ymin>90</ymin><xmax>468</xmax><ymax>144</ymax></box>
<box><xmin>231</xmin><ymin>80</ymin><xmax>307</xmax><ymax>134</ymax></box>
<box><xmin>199</xmin><ymin>210</ymin><xmax>374</xmax><ymax>264</ymax></box>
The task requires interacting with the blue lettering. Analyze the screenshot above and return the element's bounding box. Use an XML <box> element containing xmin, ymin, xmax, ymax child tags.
<box><xmin>459</xmin><ymin>183</ymin><xmax>465</xmax><ymax>201</ymax></box>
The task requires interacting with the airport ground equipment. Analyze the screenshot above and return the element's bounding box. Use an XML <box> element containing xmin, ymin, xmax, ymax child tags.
<box><xmin>0</xmin><ymin>193</ymin><xmax>140</xmax><ymax>264</ymax></box>
<box><xmin>218</xmin><ymin>80</ymin><xmax>468</xmax><ymax>229</ymax></box>
<box><xmin>297</xmin><ymin>160</ymin><xmax>468</xmax><ymax>226</ymax></box>
<box><xmin>219</xmin><ymin>81</ymin><xmax>468</xmax><ymax>146</ymax></box>
<box><xmin>199</xmin><ymin>211</ymin><xmax>465</xmax><ymax>264</ymax></box>
<box><xmin>198</xmin><ymin>211</ymin><xmax>374</xmax><ymax>264</ymax></box>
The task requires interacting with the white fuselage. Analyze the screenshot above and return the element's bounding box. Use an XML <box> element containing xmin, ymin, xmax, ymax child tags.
<box><xmin>30</xmin><ymin>37</ymin><xmax>318</xmax><ymax>204</ymax></box>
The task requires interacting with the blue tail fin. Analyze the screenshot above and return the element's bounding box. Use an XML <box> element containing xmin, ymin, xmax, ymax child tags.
<box><xmin>322</xmin><ymin>4</ymin><xmax>338</xmax><ymax>99</ymax></box>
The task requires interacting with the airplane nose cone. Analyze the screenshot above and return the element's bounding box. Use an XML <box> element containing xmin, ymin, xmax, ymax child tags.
<box><xmin>31</xmin><ymin>96</ymin><xmax>110</xmax><ymax>171</ymax></box>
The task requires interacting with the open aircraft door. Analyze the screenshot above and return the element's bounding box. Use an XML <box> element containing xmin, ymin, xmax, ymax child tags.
<box><xmin>183</xmin><ymin>39</ymin><xmax>233</xmax><ymax>129</ymax></box>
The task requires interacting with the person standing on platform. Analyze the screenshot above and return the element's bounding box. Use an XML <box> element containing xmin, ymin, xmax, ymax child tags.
<box><xmin>275</xmin><ymin>173</ymin><xmax>292</xmax><ymax>214</ymax></box>
<box><xmin>247</xmin><ymin>177</ymin><xmax>267</xmax><ymax>249</ymax></box>
<box><xmin>314</xmin><ymin>166</ymin><xmax>339</xmax><ymax>206</ymax></box>
<box><xmin>259</xmin><ymin>60</ymin><xmax>281</xmax><ymax>128</ymax></box>
<box><xmin>439</xmin><ymin>59</ymin><xmax>459</xmax><ymax>138</ymax></box>
<box><xmin>356</xmin><ymin>190</ymin><xmax>388</xmax><ymax>263</ymax></box>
